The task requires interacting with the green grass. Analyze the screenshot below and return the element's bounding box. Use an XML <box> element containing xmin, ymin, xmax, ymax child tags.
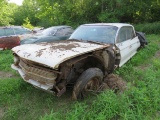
<box><xmin>0</xmin><ymin>50</ymin><xmax>13</xmax><ymax>71</ymax></box>
<box><xmin>0</xmin><ymin>34</ymin><xmax>160</xmax><ymax>120</ymax></box>
<box><xmin>134</xmin><ymin>22</ymin><xmax>160</xmax><ymax>34</ymax></box>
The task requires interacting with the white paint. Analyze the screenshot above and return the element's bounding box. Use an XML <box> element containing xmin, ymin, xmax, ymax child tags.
<box><xmin>12</xmin><ymin>41</ymin><xmax>109</xmax><ymax>69</ymax></box>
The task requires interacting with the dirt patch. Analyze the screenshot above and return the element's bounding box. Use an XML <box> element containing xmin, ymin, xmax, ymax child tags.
<box><xmin>103</xmin><ymin>74</ymin><xmax>127</xmax><ymax>92</ymax></box>
<box><xmin>138</xmin><ymin>50</ymin><xmax>160</xmax><ymax>70</ymax></box>
<box><xmin>0</xmin><ymin>71</ymin><xmax>16</xmax><ymax>79</ymax></box>
<box><xmin>154</xmin><ymin>50</ymin><xmax>160</xmax><ymax>58</ymax></box>
<box><xmin>0</xmin><ymin>108</ymin><xmax>4</xmax><ymax>119</ymax></box>
<box><xmin>137</xmin><ymin>64</ymin><xmax>149</xmax><ymax>71</ymax></box>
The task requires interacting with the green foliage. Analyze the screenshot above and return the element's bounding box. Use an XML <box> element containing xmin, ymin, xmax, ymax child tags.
<box><xmin>0</xmin><ymin>1</ymin><xmax>18</xmax><ymax>26</ymax></box>
<box><xmin>0</xmin><ymin>50</ymin><xmax>13</xmax><ymax>71</ymax></box>
<box><xmin>1</xmin><ymin>0</ymin><xmax>160</xmax><ymax>27</ymax></box>
<box><xmin>134</xmin><ymin>22</ymin><xmax>160</xmax><ymax>34</ymax></box>
<box><xmin>22</xmin><ymin>17</ymin><xmax>34</xmax><ymax>29</ymax></box>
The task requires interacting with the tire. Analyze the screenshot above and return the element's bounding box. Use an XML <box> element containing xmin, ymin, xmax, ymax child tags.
<box><xmin>72</xmin><ymin>68</ymin><xmax>103</xmax><ymax>100</ymax></box>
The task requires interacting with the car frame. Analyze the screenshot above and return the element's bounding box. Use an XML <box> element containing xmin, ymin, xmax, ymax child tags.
<box><xmin>11</xmin><ymin>23</ymin><xmax>143</xmax><ymax>99</ymax></box>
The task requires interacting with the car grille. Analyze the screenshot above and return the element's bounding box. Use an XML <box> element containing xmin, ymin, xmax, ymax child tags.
<box><xmin>19</xmin><ymin>58</ymin><xmax>57</xmax><ymax>85</ymax></box>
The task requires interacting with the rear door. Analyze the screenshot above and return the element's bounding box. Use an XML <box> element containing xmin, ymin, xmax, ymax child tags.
<box><xmin>115</xmin><ymin>26</ymin><xmax>140</xmax><ymax>67</ymax></box>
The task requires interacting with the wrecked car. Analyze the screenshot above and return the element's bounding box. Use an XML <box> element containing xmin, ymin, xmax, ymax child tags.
<box><xmin>0</xmin><ymin>27</ymin><xmax>20</xmax><ymax>50</ymax></box>
<box><xmin>11</xmin><ymin>23</ymin><xmax>144</xmax><ymax>99</ymax></box>
<box><xmin>20</xmin><ymin>26</ymin><xmax>74</xmax><ymax>44</ymax></box>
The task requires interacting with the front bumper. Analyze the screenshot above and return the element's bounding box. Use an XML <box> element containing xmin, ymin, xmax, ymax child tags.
<box><xmin>11</xmin><ymin>64</ymin><xmax>56</xmax><ymax>92</ymax></box>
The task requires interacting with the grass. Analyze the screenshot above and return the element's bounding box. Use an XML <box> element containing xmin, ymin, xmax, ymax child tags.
<box><xmin>0</xmin><ymin>34</ymin><xmax>160</xmax><ymax>120</ymax></box>
<box><xmin>134</xmin><ymin>22</ymin><xmax>160</xmax><ymax>34</ymax></box>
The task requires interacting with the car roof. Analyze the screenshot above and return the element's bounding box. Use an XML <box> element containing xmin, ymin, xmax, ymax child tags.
<box><xmin>0</xmin><ymin>26</ymin><xmax>31</xmax><ymax>30</ymax></box>
<box><xmin>82</xmin><ymin>23</ymin><xmax>133</xmax><ymax>28</ymax></box>
<box><xmin>48</xmin><ymin>25</ymin><xmax>72</xmax><ymax>29</ymax></box>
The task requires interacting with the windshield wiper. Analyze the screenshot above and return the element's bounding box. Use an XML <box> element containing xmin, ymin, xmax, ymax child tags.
<box><xmin>68</xmin><ymin>39</ymin><xmax>104</xmax><ymax>45</ymax></box>
<box><xmin>86</xmin><ymin>40</ymin><xmax>104</xmax><ymax>45</ymax></box>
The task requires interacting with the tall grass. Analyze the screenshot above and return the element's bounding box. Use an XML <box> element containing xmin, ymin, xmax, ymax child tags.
<box><xmin>134</xmin><ymin>22</ymin><xmax>160</xmax><ymax>34</ymax></box>
<box><xmin>0</xmin><ymin>50</ymin><xmax>13</xmax><ymax>71</ymax></box>
<box><xmin>40</xmin><ymin>34</ymin><xmax>160</xmax><ymax>120</ymax></box>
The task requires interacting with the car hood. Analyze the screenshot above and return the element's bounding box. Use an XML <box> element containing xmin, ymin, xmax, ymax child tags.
<box><xmin>12</xmin><ymin>40</ymin><xmax>110</xmax><ymax>69</ymax></box>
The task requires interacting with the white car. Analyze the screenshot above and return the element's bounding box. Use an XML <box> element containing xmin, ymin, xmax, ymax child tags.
<box><xmin>11</xmin><ymin>23</ymin><xmax>144</xmax><ymax>99</ymax></box>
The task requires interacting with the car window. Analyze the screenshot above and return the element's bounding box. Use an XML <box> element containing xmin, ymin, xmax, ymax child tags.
<box><xmin>13</xmin><ymin>28</ymin><xmax>31</xmax><ymax>35</ymax></box>
<box><xmin>55</xmin><ymin>27</ymin><xmax>73</xmax><ymax>36</ymax></box>
<box><xmin>42</xmin><ymin>27</ymin><xmax>57</xmax><ymax>36</ymax></box>
<box><xmin>117</xmin><ymin>26</ymin><xmax>135</xmax><ymax>43</ymax></box>
<box><xmin>126</xmin><ymin>27</ymin><xmax>135</xmax><ymax>40</ymax></box>
<box><xmin>55</xmin><ymin>29</ymin><xmax>64</xmax><ymax>36</ymax></box>
<box><xmin>63</xmin><ymin>27</ymin><xmax>74</xmax><ymax>35</ymax></box>
<box><xmin>4</xmin><ymin>28</ymin><xmax>15</xmax><ymax>36</ymax></box>
<box><xmin>0</xmin><ymin>29</ymin><xmax>6</xmax><ymax>37</ymax></box>
<box><xmin>70</xmin><ymin>25</ymin><xmax>118</xmax><ymax>44</ymax></box>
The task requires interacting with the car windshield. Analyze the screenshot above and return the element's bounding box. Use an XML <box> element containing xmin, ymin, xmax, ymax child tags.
<box><xmin>14</xmin><ymin>27</ymin><xmax>31</xmax><ymax>35</ymax></box>
<box><xmin>41</xmin><ymin>27</ymin><xmax>57</xmax><ymax>36</ymax></box>
<box><xmin>69</xmin><ymin>25</ymin><xmax>118</xmax><ymax>44</ymax></box>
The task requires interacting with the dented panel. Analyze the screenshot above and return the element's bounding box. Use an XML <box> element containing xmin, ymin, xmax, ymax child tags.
<box><xmin>12</xmin><ymin>40</ymin><xmax>110</xmax><ymax>69</ymax></box>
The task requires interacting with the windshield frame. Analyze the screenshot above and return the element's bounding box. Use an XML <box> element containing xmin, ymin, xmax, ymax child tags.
<box><xmin>69</xmin><ymin>25</ymin><xmax>118</xmax><ymax>44</ymax></box>
<box><xmin>41</xmin><ymin>27</ymin><xmax>57</xmax><ymax>36</ymax></box>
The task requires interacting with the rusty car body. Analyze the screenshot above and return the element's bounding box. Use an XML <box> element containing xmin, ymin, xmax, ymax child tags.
<box><xmin>0</xmin><ymin>27</ymin><xmax>21</xmax><ymax>50</ymax></box>
<box><xmin>11</xmin><ymin>23</ymin><xmax>141</xmax><ymax>99</ymax></box>
<box><xmin>0</xmin><ymin>36</ymin><xmax>20</xmax><ymax>50</ymax></box>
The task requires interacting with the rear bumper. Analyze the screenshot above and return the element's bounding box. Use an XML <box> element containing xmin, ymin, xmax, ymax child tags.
<box><xmin>11</xmin><ymin>64</ymin><xmax>56</xmax><ymax>93</ymax></box>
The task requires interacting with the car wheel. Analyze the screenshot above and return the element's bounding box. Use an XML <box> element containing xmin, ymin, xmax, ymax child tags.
<box><xmin>72</xmin><ymin>68</ymin><xmax>103</xmax><ymax>100</ymax></box>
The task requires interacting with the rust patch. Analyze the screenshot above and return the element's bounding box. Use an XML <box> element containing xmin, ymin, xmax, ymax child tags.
<box><xmin>0</xmin><ymin>36</ymin><xmax>20</xmax><ymax>49</ymax></box>
<box><xmin>49</xmin><ymin>43</ymin><xmax>80</xmax><ymax>51</ymax></box>
<box><xmin>35</xmin><ymin>48</ymin><xmax>47</xmax><ymax>57</ymax></box>
<box><xmin>35</xmin><ymin>42</ymin><xmax>80</xmax><ymax>57</ymax></box>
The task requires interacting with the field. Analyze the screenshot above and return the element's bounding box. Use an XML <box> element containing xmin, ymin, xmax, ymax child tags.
<box><xmin>0</xmin><ymin>34</ymin><xmax>160</xmax><ymax>120</ymax></box>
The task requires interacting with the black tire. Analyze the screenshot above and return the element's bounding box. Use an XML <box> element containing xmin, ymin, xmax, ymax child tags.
<box><xmin>72</xmin><ymin>68</ymin><xmax>103</xmax><ymax>100</ymax></box>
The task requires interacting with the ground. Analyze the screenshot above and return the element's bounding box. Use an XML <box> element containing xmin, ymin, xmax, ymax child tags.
<box><xmin>0</xmin><ymin>71</ymin><xmax>15</xmax><ymax>79</ymax></box>
<box><xmin>0</xmin><ymin>34</ymin><xmax>160</xmax><ymax>119</ymax></box>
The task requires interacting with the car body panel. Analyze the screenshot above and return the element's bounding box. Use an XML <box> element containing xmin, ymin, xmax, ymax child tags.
<box><xmin>0</xmin><ymin>36</ymin><xmax>20</xmax><ymax>50</ymax></box>
<box><xmin>12</xmin><ymin>40</ymin><xmax>110</xmax><ymax>69</ymax></box>
<box><xmin>115</xmin><ymin>25</ymin><xmax>140</xmax><ymax>66</ymax></box>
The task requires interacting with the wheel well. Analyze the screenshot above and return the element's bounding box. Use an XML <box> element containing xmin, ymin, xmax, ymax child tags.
<box><xmin>67</xmin><ymin>56</ymin><xmax>105</xmax><ymax>84</ymax></box>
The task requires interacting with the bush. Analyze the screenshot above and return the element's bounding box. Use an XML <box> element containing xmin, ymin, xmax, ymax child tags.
<box><xmin>134</xmin><ymin>22</ymin><xmax>160</xmax><ymax>34</ymax></box>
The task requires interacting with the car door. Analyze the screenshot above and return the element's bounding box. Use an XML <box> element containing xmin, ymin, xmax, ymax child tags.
<box><xmin>115</xmin><ymin>26</ymin><xmax>137</xmax><ymax>67</ymax></box>
<box><xmin>126</xmin><ymin>27</ymin><xmax>140</xmax><ymax>57</ymax></box>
